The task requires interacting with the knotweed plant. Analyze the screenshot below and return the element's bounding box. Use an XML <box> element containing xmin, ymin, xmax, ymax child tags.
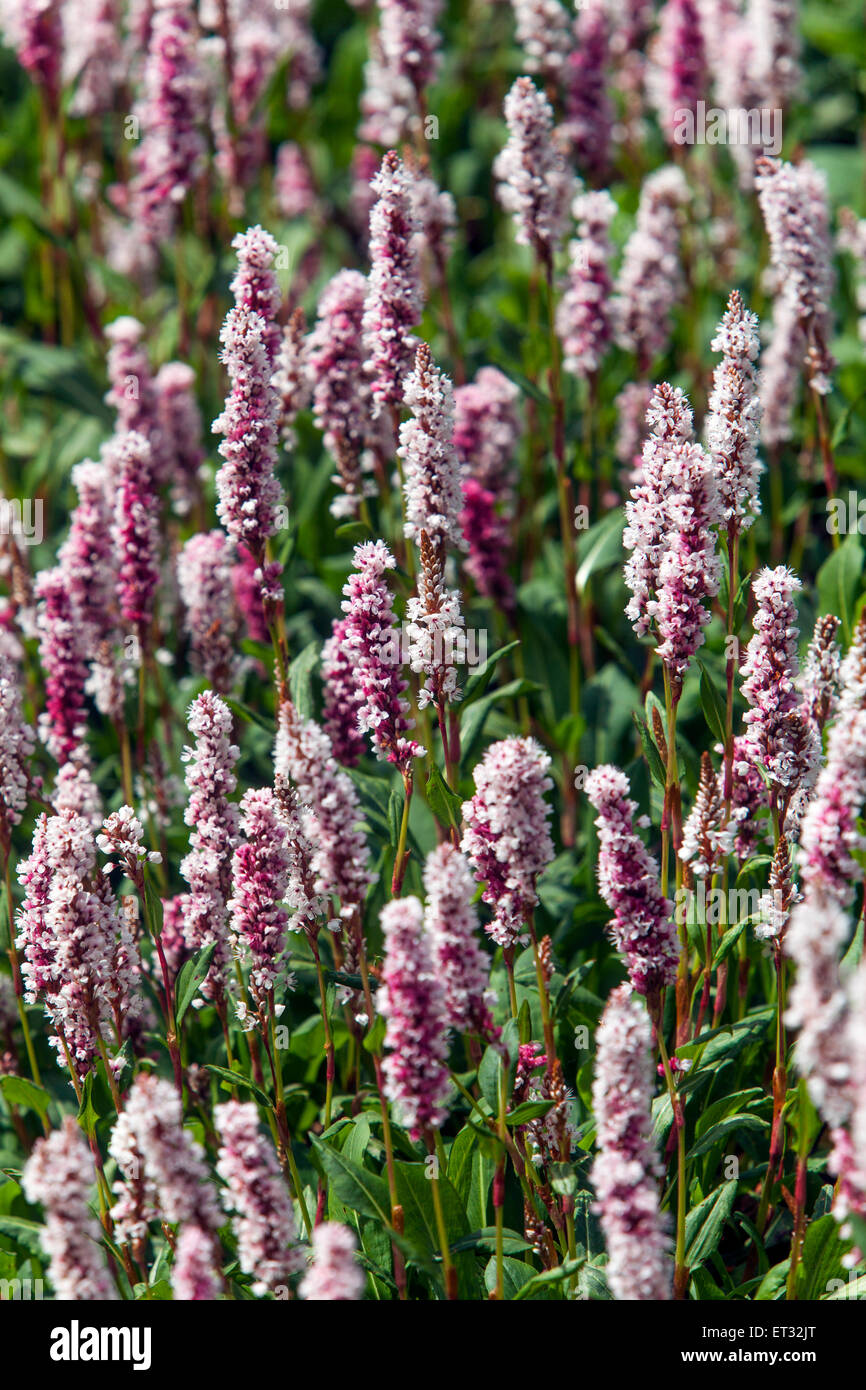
<box><xmin>1</xmin><ymin>0</ymin><xmax>865</xmax><ymax>1320</ymax></box>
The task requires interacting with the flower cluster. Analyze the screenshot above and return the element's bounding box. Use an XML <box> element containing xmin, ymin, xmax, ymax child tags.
<box><xmin>461</xmin><ymin>737</ymin><xmax>554</xmax><ymax>948</ymax></box>
<box><xmin>585</xmin><ymin>765</ymin><xmax>678</xmax><ymax>1000</ymax></box>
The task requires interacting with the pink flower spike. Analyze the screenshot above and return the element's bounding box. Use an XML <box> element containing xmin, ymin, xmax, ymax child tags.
<box><xmin>584</xmin><ymin>764</ymin><xmax>679</xmax><ymax>1000</ymax></box>
<box><xmin>22</xmin><ymin>1116</ymin><xmax>117</xmax><ymax>1300</ymax></box>
<box><xmin>591</xmin><ymin>984</ymin><xmax>672</xmax><ymax>1300</ymax></box>
<box><xmin>461</xmin><ymin>736</ymin><xmax>554</xmax><ymax>948</ymax></box>
<box><xmin>379</xmin><ymin>894</ymin><xmax>451</xmax><ymax>1139</ymax></box>
<box><xmin>362</xmin><ymin>150</ymin><xmax>423</xmax><ymax>414</ymax></box>
<box><xmin>300</xmin><ymin>1222</ymin><xmax>365</xmax><ymax>1301</ymax></box>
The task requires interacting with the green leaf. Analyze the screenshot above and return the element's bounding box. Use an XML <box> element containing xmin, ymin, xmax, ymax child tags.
<box><xmin>755</xmin><ymin>1260</ymin><xmax>790</xmax><ymax>1300</ymax></box>
<box><xmin>175</xmin><ymin>940</ymin><xmax>217</xmax><ymax>1026</ymax></box>
<box><xmin>205</xmin><ymin>1064</ymin><xmax>273</xmax><ymax>1110</ymax></box>
<box><xmin>817</xmin><ymin>531</ymin><xmax>863</xmax><ymax>644</ymax></box>
<box><xmin>462</xmin><ymin>641</ymin><xmax>521</xmax><ymax>705</ymax></box>
<box><xmin>506</xmin><ymin>1100</ymin><xmax>555</xmax><ymax>1125</ymax></box>
<box><xmin>425</xmin><ymin>762</ymin><xmax>462</xmax><ymax>833</ymax></box>
<box><xmin>224</xmin><ymin>698</ymin><xmax>274</xmax><ymax>733</ymax></box>
<box><xmin>511</xmin><ymin>1256</ymin><xmax>586</xmax><ymax>1300</ymax></box>
<box><xmin>334</xmin><ymin>521</ymin><xmax>372</xmax><ymax>543</ymax></box>
<box><xmin>575</xmin><ymin>512</ymin><xmax>625</xmax><ymax>595</ymax></box>
<box><xmin>0</xmin><ymin>1216</ymin><xmax>45</xmax><ymax>1255</ymax></box>
<box><xmin>311</xmin><ymin>1136</ymin><xmax>392</xmax><ymax>1227</ymax></box>
<box><xmin>77</xmin><ymin>1072</ymin><xmax>100</xmax><ymax>1139</ymax></box>
<box><xmin>796</xmin><ymin>1213</ymin><xmax>849</xmax><ymax>1300</ymax></box>
<box><xmin>478</xmin><ymin>1043</ymin><xmax>505</xmax><ymax>1113</ymax></box>
<box><xmin>362</xmin><ymin>1013</ymin><xmax>386</xmax><ymax>1054</ymax></box>
<box><xmin>451</xmin><ymin>1227</ymin><xmax>530</xmax><ymax>1255</ymax></box>
<box><xmin>483</xmin><ymin>1254</ymin><xmax>539</xmax><ymax>1298</ymax></box>
<box><xmin>841</xmin><ymin>915</ymin><xmax>864</xmax><ymax>974</ymax></box>
<box><xmin>289</xmin><ymin>640</ymin><xmax>319</xmax><ymax>722</ymax></box>
<box><xmin>459</xmin><ymin>679</ymin><xmax>539</xmax><ymax>766</ymax></box>
<box><xmin>684</xmin><ymin>1180</ymin><xmax>738</xmax><ymax>1269</ymax></box>
<box><xmin>0</xmin><ymin>1075</ymin><xmax>51</xmax><ymax>1122</ymax></box>
<box><xmin>698</xmin><ymin>662</ymin><xmax>727</xmax><ymax>746</ymax></box>
<box><xmin>711</xmin><ymin>917</ymin><xmax>750</xmax><ymax>969</ymax></box>
<box><xmin>632</xmin><ymin>712</ymin><xmax>666</xmax><ymax>788</ymax></box>
<box><xmin>688</xmin><ymin>1113</ymin><xmax>768</xmax><ymax>1159</ymax></box>
<box><xmin>394</xmin><ymin>1162</ymin><xmax>476</xmax><ymax>1295</ymax></box>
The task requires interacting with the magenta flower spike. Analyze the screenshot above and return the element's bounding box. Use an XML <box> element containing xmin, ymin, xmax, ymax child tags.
<box><xmin>321</xmin><ymin>615</ymin><xmax>368</xmax><ymax>767</ymax></box>
<box><xmin>563</xmin><ymin>0</ymin><xmax>613</xmax><ymax>184</ymax></box>
<box><xmin>494</xmin><ymin>76</ymin><xmax>573</xmax><ymax>263</ymax></box>
<box><xmin>213</xmin><ymin>304</ymin><xmax>283</xmax><ymax>564</ymax></box>
<box><xmin>179</xmin><ymin>692</ymin><xmax>241</xmax><ymax>1004</ymax></box>
<box><xmin>650</xmin><ymin>0</ymin><xmax>707</xmax><ymax>146</ymax></box>
<box><xmin>228</xmin><ymin>788</ymin><xmax>292</xmax><ymax>1007</ymax></box>
<box><xmin>35</xmin><ymin>567</ymin><xmax>90</xmax><ymax>766</ymax></box>
<box><xmin>112</xmin><ymin>430</ymin><xmax>161</xmax><ymax>636</ymax></box>
<box><xmin>379</xmin><ymin>894</ymin><xmax>451</xmax><ymax>1139</ymax></box>
<box><xmin>339</xmin><ymin>540</ymin><xmax>422</xmax><ymax>773</ymax></box>
<box><xmin>739</xmin><ymin>566</ymin><xmax>819</xmax><ymax>816</ymax></box>
<box><xmin>362</xmin><ymin>150</ymin><xmax>423</xmax><ymax>415</ymax></box>
<box><xmin>585</xmin><ymin>765</ymin><xmax>679</xmax><ymax>1000</ymax></box>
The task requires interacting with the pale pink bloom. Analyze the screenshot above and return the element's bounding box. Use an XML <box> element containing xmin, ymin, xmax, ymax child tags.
<box><xmin>740</xmin><ymin>567</ymin><xmax>819</xmax><ymax>808</ymax></box>
<box><xmin>216</xmin><ymin>1101</ymin><xmax>302</xmax><ymax>1294</ymax></box>
<box><xmin>400</xmin><ymin>344</ymin><xmax>464</xmax><ymax>553</ymax></box>
<box><xmin>424</xmin><ymin>844</ymin><xmax>497</xmax><ymax>1041</ymax></box>
<box><xmin>179</xmin><ymin>692</ymin><xmax>241</xmax><ymax>1002</ymax></box>
<box><xmin>511</xmin><ymin>0</ymin><xmax>572</xmax><ymax>82</ymax></box>
<box><xmin>300</xmin><ymin>1222</ymin><xmax>365</xmax><ymax>1300</ymax></box>
<box><xmin>461</xmin><ymin>736</ymin><xmax>554</xmax><ymax>948</ymax></box>
<box><xmin>557</xmin><ymin>190</ymin><xmax>617</xmax><ymax>379</ymax></box>
<box><xmin>156</xmin><ymin>362</ymin><xmax>205</xmax><ymax>517</ymax></box>
<box><xmin>213</xmin><ymin>306</ymin><xmax>283</xmax><ymax>559</ymax></box>
<box><xmin>275</xmin><ymin>141</ymin><xmax>317</xmax><ymax>220</ymax></box>
<box><xmin>591</xmin><ymin>985</ymin><xmax>671</xmax><ymax>1300</ymax></box>
<box><xmin>494</xmin><ymin>77</ymin><xmax>573</xmax><ymax>260</ymax></box>
<box><xmin>22</xmin><ymin>1116</ymin><xmax>117</xmax><ymax>1300</ymax></box>
<box><xmin>756</xmin><ymin>157</ymin><xmax>835</xmax><ymax>396</ymax></box>
<box><xmin>613</xmin><ymin>165</ymin><xmax>689</xmax><ymax>373</ymax></box>
<box><xmin>362</xmin><ymin>150</ymin><xmax>423</xmax><ymax>413</ymax></box>
<box><xmin>274</xmin><ymin>701</ymin><xmax>372</xmax><ymax>925</ymax></box>
<box><xmin>177</xmin><ymin>531</ymin><xmax>240</xmax><ymax>693</ymax></box>
<box><xmin>706</xmin><ymin>290</ymin><xmax>763</xmax><ymax>534</ymax></box>
<box><xmin>173</xmin><ymin>1225</ymin><xmax>223</xmax><ymax>1301</ymax></box>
